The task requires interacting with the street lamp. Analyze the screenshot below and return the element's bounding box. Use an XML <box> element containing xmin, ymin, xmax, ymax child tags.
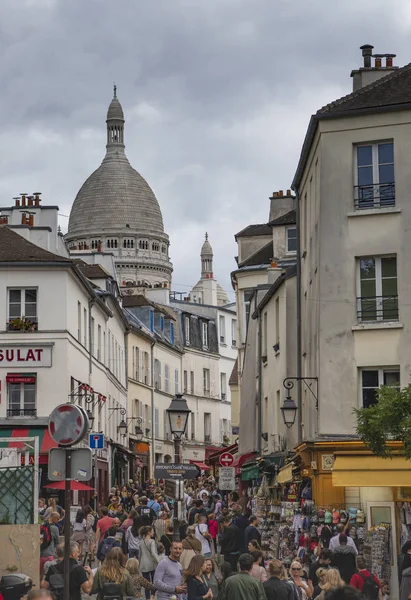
<box><xmin>166</xmin><ymin>393</ymin><xmax>191</xmax><ymax>541</ymax></box>
<box><xmin>280</xmin><ymin>377</ymin><xmax>318</xmax><ymax>429</ymax></box>
<box><xmin>280</xmin><ymin>395</ymin><xmax>298</xmax><ymax>428</ymax></box>
<box><xmin>86</xmin><ymin>409</ymin><xmax>95</xmax><ymax>431</ymax></box>
<box><xmin>118</xmin><ymin>419</ymin><xmax>128</xmax><ymax>437</ymax></box>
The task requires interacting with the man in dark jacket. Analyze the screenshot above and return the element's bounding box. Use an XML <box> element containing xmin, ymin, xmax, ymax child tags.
<box><xmin>188</xmin><ymin>499</ymin><xmax>207</xmax><ymax>525</ymax></box>
<box><xmin>222</xmin><ymin>553</ymin><xmax>266</xmax><ymax>600</ymax></box>
<box><xmin>308</xmin><ymin>549</ymin><xmax>332</xmax><ymax>588</ymax></box>
<box><xmin>332</xmin><ymin>534</ymin><xmax>357</xmax><ymax>584</ymax></box>
<box><xmin>137</xmin><ymin>496</ymin><xmax>157</xmax><ymax>525</ymax></box>
<box><xmin>244</xmin><ymin>516</ymin><xmax>261</xmax><ymax>550</ymax></box>
<box><xmin>232</xmin><ymin>507</ymin><xmax>250</xmax><ymax>554</ymax></box>
<box><xmin>220</xmin><ymin>516</ymin><xmax>242</xmax><ymax>571</ymax></box>
<box><xmin>264</xmin><ymin>559</ymin><xmax>295</xmax><ymax>600</ymax></box>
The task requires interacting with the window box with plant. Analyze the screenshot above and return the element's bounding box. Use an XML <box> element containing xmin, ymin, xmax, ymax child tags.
<box><xmin>7</xmin><ymin>317</ymin><xmax>38</xmax><ymax>332</ymax></box>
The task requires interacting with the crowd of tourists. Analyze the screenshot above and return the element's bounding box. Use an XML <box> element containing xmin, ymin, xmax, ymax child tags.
<box><xmin>36</xmin><ymin>477</ymin><xmax>389</xmax><ymax>600</ymax></box>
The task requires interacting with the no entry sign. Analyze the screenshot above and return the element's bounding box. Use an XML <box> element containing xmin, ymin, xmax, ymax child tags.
<box><xmin>49</xmin><ymin>404</ymin><xmax>89</xmax><ymax>446</ymax></box>
<box><xmin>220</xmin><ymin>452</ymin><xmax>234</xmax><ymax>467</ymax></box>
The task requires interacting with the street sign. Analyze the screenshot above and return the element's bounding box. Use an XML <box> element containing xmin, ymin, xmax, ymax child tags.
<box><xmin>220</xmin><ymin>452</ymin><xmax>234</xmax><ymax>467</ymax></box>
<box><xmin>48</xmin><ymin>447</ymin><xmax>93</xmax><ymax>481</ymax></box>
<box><xmin>49</xmin><ymin>404</ymin><xmax>89</xmax><ymax>446</ymax></box>
<box><xmin>219</xmin><ymin>466</ymin><xmax>235</xmax><ymax>490</ymax></box>
<box><xmin>89</xmin><ymin>433</ymin><xmax>104</xmax><ymax>449</ymax></box>
<box><xmin>164</xmin><ymin>479</ymin><xmax>185</xmax><ymax>500</ymax></box>
<box><xmin>154</xmin><ymin>463</ymin><xmax>200</xmax><ymax>480</ymax></box>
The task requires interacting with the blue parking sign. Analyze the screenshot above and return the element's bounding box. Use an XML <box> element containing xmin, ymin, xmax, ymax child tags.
<box><xmin>89</xmin><ymin>433</ymin><xmax>104</xmax><ymax>449</ymax></box>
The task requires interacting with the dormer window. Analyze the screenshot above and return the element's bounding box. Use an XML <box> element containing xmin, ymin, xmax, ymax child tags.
<box><xmin>286</xmin><ymin>227</ymin><xmax>297</xmax><ymax>253</ymax></box>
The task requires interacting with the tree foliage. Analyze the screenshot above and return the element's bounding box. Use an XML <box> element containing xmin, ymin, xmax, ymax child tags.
<box><xmin>355</xmin><ymin>384</ymin><xmax>411</xmax><ymax>459</ymax></box>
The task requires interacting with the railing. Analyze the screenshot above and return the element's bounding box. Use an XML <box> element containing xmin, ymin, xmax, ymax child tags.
<box><xmin>354</xmin><ymin>182</ymin><xmax>395</xmax><ymax>210</ymax></box>
<box><xmin>7</xmin><ymin>318</ymin><xmax>38</xmax><ymax>332</ymax></box>
<box><xmin>7</xmin><ymin>408</ymin><xmax>37</xmax><ymax>417</ymax></box>
<box><xmin>357</xmin><ymin>295</ymin><xmax>399</xmax><ymax>322</ymax></box>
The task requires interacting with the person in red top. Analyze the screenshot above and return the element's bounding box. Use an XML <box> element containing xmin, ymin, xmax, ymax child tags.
<box><xmin>350</xmin><ymin>555</ymin><xmax>380</xmax><ymax>593</ymax></box>
<box><xmin>96</xmin><ymin>506</ymin><xmax>114</xmax><ymax>545</ymax></box>
<box><xmin>207</xmin><ymin>513</ymin><xmax>219</xmax><ymax>554</ymax></box>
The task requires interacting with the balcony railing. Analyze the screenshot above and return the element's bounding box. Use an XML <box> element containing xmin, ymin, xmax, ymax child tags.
<box><xmin>7</xmin><ymin>317</ymin><xmax>38</xmax><ymax>332</ymax></box>
<box><xmin>357</xmin><ymin>295</ymin><xmax>399</xmax><ymax>322</ymax></box>
<box><xmin>7</xmin><ymin>408</ymin><xmax>37</xmax><ymax>417</ymax></box>
<box><xmin>354</xmin><ymin>182</ymin><xmax>395</xmax><ymax>210</ymax></box>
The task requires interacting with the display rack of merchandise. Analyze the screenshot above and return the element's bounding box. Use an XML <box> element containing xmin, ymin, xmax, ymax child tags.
<box><xmin>364</xmin><ymin>526</ymin><xmax>391</xmax><ymax>582</ymax></box>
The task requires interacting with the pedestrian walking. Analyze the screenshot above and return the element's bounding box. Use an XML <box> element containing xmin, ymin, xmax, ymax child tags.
<box><xmin>221</xmin><ymin>553</ymin><xmax>266</xmax><ymax>600</ymax></box>
<box><xmin>349</xmin><ymin>555</ymin><xmax>380</xmax><ymax>599</ymax></box>
<box><xmin>195</xmin><ymin>514</ymin><xmax>213</xmax><ymax>558</ymax></box>
<box><xmin>91</xmin><ymin>547</ymin><xmax>134</xmax><ymax>600</ymax></box>
<box><xmin>263</xmin><ymin>559</ymin><xmax>295</xmax><ymax>600</ymax></box>
<box><xmin>184</xmin><ymin>555</ymin><xmax>212</xmax><ymax>600</ymax></box>
<box><xmin>315</xmin><ymin>569</ymin><xmax>344</xmax><ymax>600</ymax></box>
<box><xmin>139</xmin><ymin>525</ymin><xmax>159</xmax><ymax>599</ymax></box>
<box><xmin>181</xmin><ymin>527</ymin><xmax>202</xmax><ymax>570</ymax></box>
<box><xmin>220</xmin><ymin>516</ymin><xmax>241</xmax><ymax>572</ymax></box>
<box><xmin>125</xmin><ymin>557</ymin><xmax>156</xmax><ymax>598</ymax></box>
<box><xmin>154</xmin><ymin>540</ymin><xmax>187</xmax><ymax>600</ymax></box>
<box><xmin>203</xmin><ymin>558</ymin><xmax>219</xmax><ymax>599</ymax></box>
<box><xmin>126</xmin><ymin>515</ymin><xmax>142</xmax><ymax>559</ymax></box>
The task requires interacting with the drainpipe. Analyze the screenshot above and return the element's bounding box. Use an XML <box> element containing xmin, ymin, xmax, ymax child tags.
<box><xmin>295</xmin><ymin>190</ymin><xmax>302</xmax><ymax>445</ymax></box>
<box><xmin>150</xmin><ymin>340</ymin><xmax>155</xmax><ymax>477</ymax></box>
<box><xmin>88</xmin><ymin>298</ymin><xmax>96</xmax><ymax>378</ymax></box>
<box><xmin>256</xmin><ymin>294</ymin><xmax>262</xmax><ymax>454</ymax></box>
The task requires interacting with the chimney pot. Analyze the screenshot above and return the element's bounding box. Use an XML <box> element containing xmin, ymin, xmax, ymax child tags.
<box><xmin>287</xmin><ymin>189</ymin><xmax>291</xmax><ymax>196</ymax></box>
<box><xmin>13</xmin><ymin>197</ymin><xmax>20</xmax><ymax>207</ymax></box>
<box><xmin>28</xmin><ymin>213</ymin><xmax>34</xmax><ymax>227</ymax></box>
<box><xmin>21</xmin><ymin>212</ymin><xmax>27</xmax><ymax>225</ymax></box>
<box><xmin>360</xmin><ymin>44</ymin><xmax>374</xmax><ymax>68</ymax></box>
<box><xmin>386</xmin><ymin>56</ymin><xmax>393</xmax><ymax>67</ymax></box>
<box><xmin>20</xmin><ymin>194</ymin><xmax>27</xmax><ymax>207</ymax></box>
<box><xmin>27</xmin><ymin>196</ymin><xmax>34</xmax><ymax>207</ymax></box>
<box><xmin>375</xmin><ymin>57</ymin><xmax>382</xmax><ymax>68</ymax></box>
<box><xmin>33</xmin><ymin>192</ymin><xmax>41</xmax><ymax>206</ymax></box>
<box><xmin>279</xmin><ymin>190</ymin><xmax>283</xmax><ymax>197</ymax></box>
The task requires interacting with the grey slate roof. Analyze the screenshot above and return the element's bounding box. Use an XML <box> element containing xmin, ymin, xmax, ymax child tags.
<box><xmin>317</xmin><ymin>63</ymin><xmax>411</xmax><ymax>115</ymax></box>
<box><xmin>238</xmin><ymin>241</ymin><xmax>273</xmax><ymax>268</ymax></box>
<box><xmin>235</xmin><ymin>223</ymin><xmax>272</xmax><ymax>238</ymax></box>
<box><xmin>0</xmin><ymin>226</ymin><xmax>72</xmax><ymax>263</ymax></box>
<box><xmin>269</xmin><ymin>209</ymin><xmax>296</xmax><ymax>226</ymax></box>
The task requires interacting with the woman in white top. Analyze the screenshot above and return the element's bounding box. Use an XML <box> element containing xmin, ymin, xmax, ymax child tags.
<box><xmin>70</xmin><ymin>508</ymin><xmax>86</xmax><ymax>555</ymax></box>
<box><xmin>138</xmin><ymin>525</ymin><xmax>159</xmax><ymax>600</ymax></box>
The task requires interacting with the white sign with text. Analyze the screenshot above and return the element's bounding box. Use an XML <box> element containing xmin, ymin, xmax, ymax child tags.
<box><xmin>219</xmin><ymin>466</ymin><xmax>235</xmax><ymax>490</ymax></box>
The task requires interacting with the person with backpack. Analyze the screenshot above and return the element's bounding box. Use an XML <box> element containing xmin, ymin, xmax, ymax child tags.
<box><xmin>96</xmin><ymin>506</ymin><xmax>115</xmax><ymax>547</ymax></box>
<box><xmin>43</xmin><ymin>541</ymin><xmax>93</xmax><ymax>600</ymax></box>
<box><xmin>97</xmin><ymin>525</ymin><xmax>124</xmax><ymax>562</ymax></box>
<box><xmin>40</xmin><ymin>512</ymin><xmax>60</xmax><ymax>575</ymax></box>
<box><xmin>194</xmin><ymin>514</ymin><xmax>212</xmax><ymax>558</ymax></box>
<box><xmin>91</xmin><ymin>547</ymin><xmax>134</xmax><ymax>600</ymax></box>
<box><xmin>139</xmin><ymin>525</ymin><xmax>160</xmax><ymax>599</ymax></box>
<box><xmin>350</xmin><ymin>555</ymin><xmax>380</xmax><ymax>600</ymax></box>
<box><xmin>137</xmin><ymin>497</ymin><xmax>157</xmax><ymax>526</ymax></box>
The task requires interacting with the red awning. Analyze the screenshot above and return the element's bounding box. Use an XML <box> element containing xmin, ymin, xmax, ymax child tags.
<box><xmin>208</xmin><ymin>443</ymin><xmax>238</xmax><ymax>463</ymax></box>
<box><xmin>0</xmin><ymin>426</ymin><xmax>57</xmax><ymax>455</ymax></box>
<box><xmin>190</xmin><ymin>460</ymin><xmax>211</xmax><ymax>471</ymax></box>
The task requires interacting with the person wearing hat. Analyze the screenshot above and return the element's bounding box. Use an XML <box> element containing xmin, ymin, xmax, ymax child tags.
<box><xmin>329</xmin><ymin>524</ymin><xmax>358</xmax><ymax>555</ymax></box>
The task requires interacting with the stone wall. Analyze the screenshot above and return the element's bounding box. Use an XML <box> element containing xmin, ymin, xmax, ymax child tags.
<box><xmin>0</xmin><ymin>525</ymin><xmax>40</xmax><ymax>589</ymax></box>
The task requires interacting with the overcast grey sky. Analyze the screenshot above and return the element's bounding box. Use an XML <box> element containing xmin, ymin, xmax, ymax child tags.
<box><xmin>1</xmin><ymin>0</ymin><xmax>410</xmax><ymax>297</ymax></box>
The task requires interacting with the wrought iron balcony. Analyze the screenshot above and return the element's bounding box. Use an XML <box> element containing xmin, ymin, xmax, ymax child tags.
<box><xmin>357</xmin><ymin>295</ymin><xmax>399</xmax><ymax>322</ymax></box>
<box><xmin>7</xmin><ymin>408</ymin><xmax>37</xmax><ymax>417</ymax></box>
<box><xmin>354</xmin><ymin>182</ymin><xmax>395</xmax><ymax>210</ymax></box>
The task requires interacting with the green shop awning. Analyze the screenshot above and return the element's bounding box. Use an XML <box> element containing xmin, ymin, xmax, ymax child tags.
<box><xmin>241</xmin><ymin>464</ymin><xmax>260</xmax><ymax>481</ymax></box>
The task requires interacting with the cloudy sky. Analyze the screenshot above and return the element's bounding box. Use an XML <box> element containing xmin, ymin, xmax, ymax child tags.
<box><xmin>1</xmin><ymin>0</ymin><xmax>410</xmax><ymax>297</ymax></box>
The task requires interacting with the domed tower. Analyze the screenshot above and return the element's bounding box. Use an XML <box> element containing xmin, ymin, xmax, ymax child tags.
<box><xmin>190</xmin><ymin>233</ymin><xmax>229</xmax><ymax>306</ymax></box>
<box><xmin>65</xmin><ymin>87</ymin><xmax>173</xmax><ymax>292</ymax></box>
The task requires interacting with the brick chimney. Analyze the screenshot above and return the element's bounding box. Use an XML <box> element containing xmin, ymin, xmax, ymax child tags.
<box><xmin>269</xmin><ymin>189</ymin><xmax>295</xmax><ymax>223</ymax></box>
<box><xmin>351</xmin><ymin>45</ymin><xmax>398</xmax><ymax>92</ymax></box>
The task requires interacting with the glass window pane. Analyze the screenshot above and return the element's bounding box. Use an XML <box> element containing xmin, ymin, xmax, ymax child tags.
<box><xmin>363</xmin><ymin>388</ymin><xmax>378</xmax><ymax>408</ymax></box>
<box><xmin>361</xmin><ymin>280</ymin><xmax>376</xmax><ymax>298</ymax></box>
<box><xmin>382</xmin><ymin>278</ymin><xmax>398</xmax><ymax>296</ymax></box>
<box><xmin>362</xmin><ymin>370</ymin><xmax>379</xmax><ymax>387</ymax></box>
<box><xmin>381</xmin><ymin>257</ymin><xmax>397</xmax><ymax>278</ymax></box>
<box><xmin>25</xmin><ymin>289</ymin><xmax>37</xmax><ymax>303</ymax></box>
<box><xmin>357</xmin><ymin>146</ymin><xmax>373</xmax><ymax>166</ymax></box>
<box><xmin>24</xmin><ymin>385</ymin><xmax>36</xmax><ymax>409</ymax></box>
<box><xmin>379</xmin><ymin>164</ymin><xmax>394</xmax><ymax>184</ymax></box>
<box><xmin>24</xmin><ymin>305</ymin><xmax>36</xmax><ymax>317</ymax></box>
<box><xmin>360</xmin><ymin>259</ymin><xmax>375</xmax><ymax>280</ymax></box>
<box><xmin>384</xmin><ymin>371</ymin><xmax>400</xmax><ymax>386</ymax></box>
<box><xmin>358</xmin><ymin>166</ymin><xmax>373</xmax><ymax>186</ymax></box>
<box><xmin>9</xmin><ymin>305</ymin><xmax>21</xmax><ymax>317</ymax></box>
<box><xmin>378</xmin><ymin>143</ymin><xmax>394</xmax><ymax>164</ymax></box>
<box><xmin>9</xmin><ymin>290</ymin><xmax>21</xmax><ymax>303</ymax></box>
<box><xmin>382</xmin><ymin>296</ymin><xmax>398</xmax><ymax>319</ymax></box>
<box><xmin>9</xmin><ymin>384</ymin><xmax>21</xmax><ymax>409</ymax></box>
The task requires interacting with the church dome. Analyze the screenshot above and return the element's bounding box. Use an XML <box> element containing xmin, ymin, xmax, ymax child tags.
<box><xmin>67</xmin><ymin>88</ymin><xmax>164</xmax><ymax>238</ymax></box>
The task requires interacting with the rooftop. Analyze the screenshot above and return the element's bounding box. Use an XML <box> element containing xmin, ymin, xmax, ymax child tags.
<box><xmin>235</xmin><ymin>223</ymin><xmax>272</xmax><ymax>239</ymax></box>
<box><xmin>0</xmin><ymin>227</ymin><xmax>71</xmax><ymax>264</ymax></box>
<box><xmin>269</xmin><ymin>209</ymin><xmax>296</xmax><ymax>227</ymax></box>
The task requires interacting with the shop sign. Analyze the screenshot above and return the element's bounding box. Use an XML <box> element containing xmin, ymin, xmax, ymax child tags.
<box><xmin>6</xmin><ymin>374</ymin><xmax>36</xmax><ymax>383</ymax></box>
<box><xmin>0</xmin><ymin>344</ymin><xmax>52</xmax><ymax>367</ymax></box>
<box><xmin>219</xmin><ymin>466</ymin><xmax>235</xmax><ymax>490</ymax></box>
<box><xmin>154</xmin><ymin>463</ymin><xmax>200</xmax><ymax>480</ymax></box>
